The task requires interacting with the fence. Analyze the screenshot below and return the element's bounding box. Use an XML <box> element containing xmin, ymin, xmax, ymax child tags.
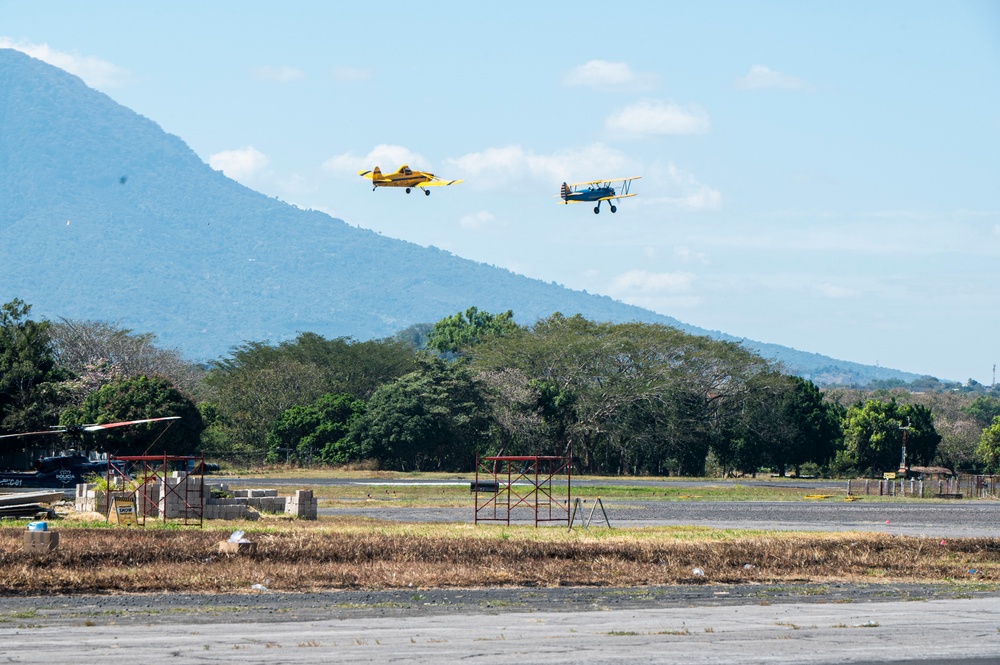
<box><xmin>846</xmin><ymin>475</ymin><xmax>999</xmax><ymax>499</ymax></box>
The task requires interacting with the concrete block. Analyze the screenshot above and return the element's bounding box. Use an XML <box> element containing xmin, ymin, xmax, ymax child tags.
<box><xmin>24</xmin><ymin>530</ymin><xmax>59</xmax><ymax>553</ymax></box>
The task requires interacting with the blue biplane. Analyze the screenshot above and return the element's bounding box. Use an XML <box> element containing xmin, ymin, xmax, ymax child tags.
<box><xmin>558</xmin><ymin>176</ymin><xmax>641</xmax><ymax>214</ymax></box>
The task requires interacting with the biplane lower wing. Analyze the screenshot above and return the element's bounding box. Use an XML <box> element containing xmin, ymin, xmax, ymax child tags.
<box><xmin>596</xmin><ymin>193</ymin><xmax>637</xmax><ymax>202</ymax></box>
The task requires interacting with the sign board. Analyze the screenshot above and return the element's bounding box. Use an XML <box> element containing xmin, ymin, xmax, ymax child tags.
<box><xmin>883</xmin><ymin>472</ymin><xmax>897</xmax><ymax>480</ymax></box>
<box><xmin>108</xmin><ymin>496</ymin><xmax>138</xmax><ymax>526</ymax></box>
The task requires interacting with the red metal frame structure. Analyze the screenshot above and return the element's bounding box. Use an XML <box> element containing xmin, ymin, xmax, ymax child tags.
<box><xmin>105</xmin><ymin>454</ymin><xmax>205</xmax><ymax>526</ymax></box>
<box><xmin>473</xmin><ymin>451</ymin><xmax>571</xmax><ymax>526</ymax></box>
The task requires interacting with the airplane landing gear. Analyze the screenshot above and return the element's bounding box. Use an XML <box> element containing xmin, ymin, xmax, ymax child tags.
<box><xmin>405</xmin><ymin>187</ymin><xmax>411</xmax><ymax>193</ymax></box>
<box><xmin>424</xmin><ymin>189</ymin><xmax>430</xmax><ymax>196</ymax></box>
<box><xmin>610</xmin><ymin>204</ymin><xmax>617</xmax><ymax>213</ymax></box>
<box><xmin>593</xmin><ymin>205</ymin><xmax>600</xmax><ymax>214</ymax></box>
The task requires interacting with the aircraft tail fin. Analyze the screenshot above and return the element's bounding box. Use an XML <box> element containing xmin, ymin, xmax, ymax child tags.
<box><xmin>560</xmin><ymin>182</ymin><xmax>570</xmax><ymax>201</ymax></box>
<box><xmin>372</xmin><ymin>166</ymin><xmax>382</xmax><ymax>179</ymax></box>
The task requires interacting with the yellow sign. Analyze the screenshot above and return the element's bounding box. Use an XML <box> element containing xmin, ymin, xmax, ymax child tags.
<box><xmin>109</xmin><ymin>496</ymin><xmax>138</xmax><ymax>526</ymax></box>
<box><xmin>883</xmin><ymin>472</ymin><xmax>897</xmax><ymax>480</ymax></box>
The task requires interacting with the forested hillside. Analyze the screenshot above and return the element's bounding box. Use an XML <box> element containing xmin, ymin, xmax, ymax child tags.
<box><xmin>0</xmin><ymin>48</ymin><xmax>920</xmax><ymax>385</ymax></box>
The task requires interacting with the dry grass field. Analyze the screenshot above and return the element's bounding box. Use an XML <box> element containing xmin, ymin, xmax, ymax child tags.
<box><xmin>2</xmin><ymin>518</ymin><xmax>998</xmax><ymax>595</ymax></box>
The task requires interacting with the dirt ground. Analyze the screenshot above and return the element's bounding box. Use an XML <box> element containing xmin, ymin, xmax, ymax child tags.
<box><xmin>0</xmin><ymin>581</ymin><xmax>996</xmax><ymax>628</ymax></box>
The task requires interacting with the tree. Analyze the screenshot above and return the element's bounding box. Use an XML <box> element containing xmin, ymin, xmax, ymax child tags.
<box><xmin>975</xmin><ymin>416</ymin><xmax>1000</xmax><ymax>474</ymax></box>
<box><xmin>963</xmin><ymin>396</ymin><xmax>1000</xmax><ymax>429</ymax></box>
<box><xmin>353</xmin><ymin>357</ymin><xmax>489</xmax><ymax>471</ymax></box>
<box><xmin>841</xmin><ymin>399</ymin><xmax>941</xmax><ymax>476</ymax></box>
<box><xmin>203</xmin><ymin>356</ymin><xmax>327</xmax><ymax>460</ymax></box>
<box><xmin>203</xmin><ymin>333</ymin><xmax>417</xmax><ymax>461</ymax></box>
<box><xmin>760</xmin><ymin>375</ymin><xmax>843</xmax><ymax>476</ymax></box>
<box><xmin>470</xmin><ymin>314</ymin><xmax>772</xmax><ymax>475</ymax></box>
<box><xmin>426</xmin><ymin>307</ymin><xmax>521</xmax><ymax>354</ymax></box>
<box><xmin>267</xmin><ymin>393</ymin><xmax>365</xmax><ymax>465</ymax></box>
<box><xmin>60</xmin><ymin>375</ymin><xmax>204</xmax><ymax>456</ymax></box>
<box><xmin>0</xmin><ymin>299</ymin><xmax>66</xmax><ymax>438</ymax></box>
<box><xmin>49</xmin><ymin>319</ymin><xmax>204</xmax><ymax>395</ymax></box>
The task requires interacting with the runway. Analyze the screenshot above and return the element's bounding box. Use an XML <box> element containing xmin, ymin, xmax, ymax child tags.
<box><xmin>1</xmin><ymin>591</ymin><xmax>998</xmax><ymax>664</ymax></box>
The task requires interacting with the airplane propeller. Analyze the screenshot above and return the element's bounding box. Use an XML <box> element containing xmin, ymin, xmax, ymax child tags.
<box><xmin>0</xmin><ymin>416</ymin><xmax>181</xmax><ymax>440</ymax></box>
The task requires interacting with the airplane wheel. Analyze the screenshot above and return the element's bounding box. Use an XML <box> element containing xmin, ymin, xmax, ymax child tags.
<box><xmin>424</xmin><ymin>189</ymin><xmax>430</xmax><ymax>196</ymax></box>
<box><xmin>594</xmin><ymin>206</ymin><xmax>600</xmax><ymax>214</ymax></box>
<box><xmin>610</xmin><ymin>205</ymin><xmax>617</xmax><ymax>213</ymax></box>
<box><xmin>406</xmin><ymin>188</ymin><xmax>411</xmax><ymax>194</ymax></box>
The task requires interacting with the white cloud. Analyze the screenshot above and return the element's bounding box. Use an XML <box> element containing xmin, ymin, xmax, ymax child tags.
<box><xmin>673</xmin><ymin>245</ymin><xmax>710</xmax><ymax>264</ymax></box>
<box><xmin>446</xmin><ymin>143</ymin><xmax>637</xmax><ymax>190</ymax></box>
<box><xmin>607</xmin><ymin>269</ymin><xmax>699</xmax><ymax>310</ymax></box>
<box><xmin>640</xmin><ymin>162</ymin><xmax>722</xmax><ymax>211</ymax></box>
<box><xmin>332</xmin><ymin>66</ymin><xmax>372</xmax><ymax>82</ymax></box>
<box><xmin>459</xmin><ymin>210</ymin><xmax>496</xmax><ymax>230</ymax></box>
<box><xmin>209</xmin><ymin>146</ymin><xmax>269</xmax><ymax>182</ymax></box>
<box><xmin>252</xmin><ymin>65</ymin><xmax>305</xmax><ymax>82</ymax></box>
<box><xmin>817</xmin><ymin>283</ymin><xmax>856</xmax><ymax>299</ymax></box>
<box><xmin>736</xmin><ymin>64</ymin><xmax>812</xmax><ymax>91</ymax></box>
<box><xmin>612</xmin><ymin>269</ymin><xmax>695</xmax><ymax>293</ymax></box>
<box><xmin>562</xmin><ymin>60</ymin><xmax>657</xmax><ymax>91</ymax></box>
<box><xmin>322</xmin><ymin>144</ymin><xmax>429</xmax><ymax>176</ymax></box>
<box><xmin>605</xmin><ymin>100</ymin><xmax>709</xmax><ymax>136</ymax></box>
<box><xmin>0</xmin><ymin>38</ymin><xmax>131</xmax><ymax>89</ymax></box>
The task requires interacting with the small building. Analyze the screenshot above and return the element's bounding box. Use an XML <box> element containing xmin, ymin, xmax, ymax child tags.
<box><xmin>907</xmin><ymin>466</ymin><xmax>955</xmax><ymax>481</ymax></box>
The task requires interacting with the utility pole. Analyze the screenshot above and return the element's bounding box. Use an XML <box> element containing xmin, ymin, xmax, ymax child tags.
<box><xmin>898</xmin><ymin>417</ymin><xmax>912</xmax><ymax>476</ymax></box>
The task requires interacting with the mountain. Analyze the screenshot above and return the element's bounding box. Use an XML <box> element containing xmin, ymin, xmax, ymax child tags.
<box><xmin>0</xmin><ymin>49</ymin><xmax>920</xmax><ymax>386</ymax></box>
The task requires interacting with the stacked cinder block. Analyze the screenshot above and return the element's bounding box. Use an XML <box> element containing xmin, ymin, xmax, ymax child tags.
<box><xmin>202</xmin><ymin>498</ymin><xmax>250</xmax><ymax>520</ymax></box>
<box><xmin>230</xmin><ymin>488</ymin><xmax>287</xmax><ymax>514</ymax></box>
<box><xmin>75</xmin><ymin>483</ymin><xmax>98</xmax><ymax>513</ymax></box>
<box><xmin>285</xmin><ymin>489</ymin><xmax>318</xmax><ymax>520</ymax></box>
<box><xmin>75</xmin><ymin>480</ymin><xmax>316</xmax><ymax>521</ymax></box>
<box><xmin>159</xmin><ymin>473</ymin><xmax>204</xmax><ymax>519</ymax></box>
<box><xmin>135</xmin><ymin>485</ymin><xmax>160</xmax><ymax>518</ymax></box>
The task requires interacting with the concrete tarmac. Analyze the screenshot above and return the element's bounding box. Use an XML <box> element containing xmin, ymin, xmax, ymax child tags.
<box><xmin>1</xmin><ymin>595</ymin><xmax>998</xmax><ymax>664</ymax></box>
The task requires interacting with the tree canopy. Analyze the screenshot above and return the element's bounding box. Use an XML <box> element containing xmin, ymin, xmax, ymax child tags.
<box><xmin>426</xmin><ymin>307</ymin><xmax>521</xmax><ymax>354</ymax></box>
<box><xmin>59</xmin><ymin>374</ymin><xmax>204</xmax><ymax>456</ymax></box>
<box><xmin>841</xmin><ymin>399</ymin><xmax>940</xmax><ymax>476</ymax></box>
<box><xmin>0</xmin><ymin>299</ymin><xmax>65</xmax><ymax>439</ymax></box>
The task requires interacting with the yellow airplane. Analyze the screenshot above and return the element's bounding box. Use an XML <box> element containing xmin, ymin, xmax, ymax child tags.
<box><xmin>358</xmin><ymin>165</ymin><xmax>464</xmax><ymax>196</ymax></box>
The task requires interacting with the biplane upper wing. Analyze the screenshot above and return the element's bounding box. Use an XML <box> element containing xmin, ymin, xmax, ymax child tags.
<box><xmin>596</xmin><ymin>193</ymin><xmax>638</xmax><ymax>202</ymax></box>
<box><xmin>563</xmin><ymin>176</ymin><xmax>642</xmax><ymax>188</ymax></box>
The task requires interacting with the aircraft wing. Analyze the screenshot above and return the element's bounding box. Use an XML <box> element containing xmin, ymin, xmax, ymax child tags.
<box><xmin>564</xmin><ymin>176</ymin><xmax>642</xmax><ymax>188</ymax></box>
<box><xmin>596</xmin><ymin>193</ymin><xmax>638</xmax><ymax>202</ymax></box>
<box><xmin>357</xmin><ymin>170</ymin><xmax>376</xmax><ymax>180</ymax></box>
<box><xmin>81</xmin><ymin>417</ymin><xmax>181</xmax><ymax>432</ymax></box>
<box><xmin>0</xmin><ymin>429</ymin><xmax>62</xmax><ymax>440</ymax></box>
<box><xmin>420</xmin><ymin>178</ymin><xmax>464</xmax><ymax>187</ymax></box>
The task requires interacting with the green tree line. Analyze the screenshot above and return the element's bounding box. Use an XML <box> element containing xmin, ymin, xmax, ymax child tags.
<box><xmin>2</xmin><ymin>298</ymin><xmax>999</xmax><ymax>476</ymax></box>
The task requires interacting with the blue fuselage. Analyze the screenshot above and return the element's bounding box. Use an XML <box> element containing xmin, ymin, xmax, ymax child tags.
<box><xmin>565</xmin><ymin>185</ymin><xmax>615</xmax><ymax>202</ymax></box>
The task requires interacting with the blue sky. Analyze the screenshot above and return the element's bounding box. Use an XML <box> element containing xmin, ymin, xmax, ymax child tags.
<box><xmin>2</xmin><ymin>1</ymin><xmax>999</xmax><ymax>383</ymax></box>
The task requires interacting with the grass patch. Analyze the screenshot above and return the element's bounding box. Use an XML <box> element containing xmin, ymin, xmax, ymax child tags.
<box><xmin>252</xmin><ymin>481</ymin><xmax>850</xmax><ymax>507</ymax></box>
<box><xmin>1</xmin><ymin>521</ymin><xmax>999</xmax><ymax>594</ymax></box>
